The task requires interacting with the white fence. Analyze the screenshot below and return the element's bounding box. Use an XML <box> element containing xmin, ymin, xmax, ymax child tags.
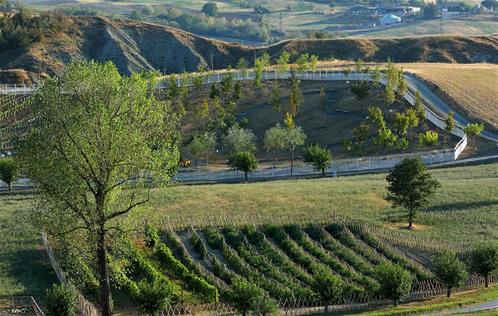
<box><xmin>174</xmin><ymin>139</ymin><xmax>467</xmax><ymax>183</ymax></box>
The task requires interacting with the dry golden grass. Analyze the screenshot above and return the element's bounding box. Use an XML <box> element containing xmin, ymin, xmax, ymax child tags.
<box><xmin>401</xmin><ymin>63</ymin><xmax>498</xmax><ymax>131</ymax></box>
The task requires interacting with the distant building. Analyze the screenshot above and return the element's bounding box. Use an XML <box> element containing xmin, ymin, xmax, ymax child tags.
<box><xmin>379</xmin><ymin>14</ymin><xmax>401</xmax><ymax>26</ymax></box>
<box><xmin>349</xmin><ymin>5</ymin><xmax>378</xmax><ymax>15</ymax></box>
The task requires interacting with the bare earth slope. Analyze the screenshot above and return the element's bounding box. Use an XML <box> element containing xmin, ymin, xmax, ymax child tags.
<box><xmin>1</xmin><ymin>16</ymin><xmax>498</xmax><ymax>82</ymax></box>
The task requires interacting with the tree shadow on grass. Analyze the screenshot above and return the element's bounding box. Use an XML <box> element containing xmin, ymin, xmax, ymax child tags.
<box><xmin>425</xmin><ymin>200</ymin><xmax>498</xmax><ymax>213</ymax></box>
<box><xmin>1</xmin><ymin>247</ymin><xmax>57</xmax><ymax>301</ymax></box>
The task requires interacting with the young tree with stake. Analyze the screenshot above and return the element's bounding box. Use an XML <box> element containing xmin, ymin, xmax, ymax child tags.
<box><xmin>385</xmin><ymin>157</ymin><xmax>440</xmax><ymax>228</ymax></box>
<box><xmin>19</xmin><ymin>61</ymin><xmax>180</xmax><ymax>316</ymax></box>
<box><xmin>283</xmin><ymin>114</ymin><xmax>306</xmax><ymax>178</ymax></box>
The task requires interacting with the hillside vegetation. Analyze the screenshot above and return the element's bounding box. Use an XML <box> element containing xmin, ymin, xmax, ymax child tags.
<box><xmin>1</xmin><ymin>14</ymin><xmax>498</xmax><ymax>82</ymax></box>
<box><xmin>402</xmin><ymin>63</ymin><xmax>498</xmax><ymax>132</ymax></box>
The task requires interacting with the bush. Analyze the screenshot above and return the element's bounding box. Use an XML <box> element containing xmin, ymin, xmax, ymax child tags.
<box><xmin>45</xmin><ymin>283</ymin><xmax>78</xmax><ymax>316</ymax></box>
<box><xmin>144</xmin><ymin>224</ymin><xmax>159</xmax><ymax>248</ymax></box>
<box><xmin>375</xmin><ymin>262</ymin><xmax>412</xmax><ymax>306</ymax></box>
<box><xmin>0</xmin><ymin>157</ymin><xmax>19</xmax><ymax>190</ymax></box>
<box><xmin>432</xmin><ymin>251</ymin><xmax>468</xmax><ymax>297</ymax></box>
<box><xmin>418</xmin><ymin>131</ymin><xmax>439</xmax><ymax>146</ymax></box>
<box><xmin>133</xmin><ymin>280</ymin><xmax>174</xmax><ymax>316</ymax></box>
<box><xmin>303</xmin><ymin>144</ymin><xmax>332</xmax><ymax>176</ymax></box>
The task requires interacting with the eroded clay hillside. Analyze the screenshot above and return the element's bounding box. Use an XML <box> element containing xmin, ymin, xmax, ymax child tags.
<box><xmin>1</xmin><ymin>16</ymin><xmax>498</xmax><ymax>83</ymax></box>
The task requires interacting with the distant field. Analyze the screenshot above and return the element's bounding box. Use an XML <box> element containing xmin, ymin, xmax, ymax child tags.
<box><xmin>402</xmin><ymin>63</ymin><xmax>498</xmax><ymax>131</ymax></box>
<box><xmin>348</xmin><ymin>15</ymin><xmax>498</xmax><ymax>37</ymax></box>
<box><xmin>144</xmin><ymin>163</ymin><xmax>498</xmax><ymax>248</ymax></box>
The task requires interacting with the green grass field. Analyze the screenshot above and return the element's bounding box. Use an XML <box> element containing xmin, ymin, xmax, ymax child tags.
<box><xmin>0</xmin><ymin>192</ymin><xmax>56</xmax><ymax>299</ymax></box>
<box><xmin>143</xmin><ymin>162</ymin><xmax>498</xmax><ymax>248</ymax></box>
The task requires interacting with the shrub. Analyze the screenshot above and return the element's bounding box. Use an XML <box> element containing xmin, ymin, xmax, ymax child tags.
<box><xmin>133</xmin><ymin>280</ymin><xmax>174</xmax><ymax>316</ymax></box>
<box><xmin>312</xmin><ymin>268</ymin><xmax>345</xmax><ymax>309</ymax></box>
<box><xmin>144</xmin><ymin>225</ymin><xmax>159</xmax><ymax>248</ymax></box>
<box><xmin>432</xmin><ymin>251</ymin><xmax>468</xmax><ymax>297</ymax></box>
<box><xmin>468</xmin><ymin>243</ymin><xmax>498</xmax><ymax>288</ymax></box>
<box><xmin>228</xmin><ymin>278</ymin><xmax>266</xmax><ymax>316</ymax></box>
<box><xmin>303</xmin><ymin>144</ymin><xmax>332</xmax><ymax>176</ymax></box>
<box><xmin>45</xmin><ymin>283</ymin><xmax>78</xmax><ymax>316</ymax></box>
<box><xmin>375</xmin><ymin>262</ymin><xmax>412</xmax><ymax>306</ymax></box>
<box><xmin>418</xmin><ymin>131</ymin><xmax>439</xmax><ymax>146</ymax></box>
<box><xmin>0</xmin><ymin>157</ymin><xmax>19</xmax><ymax>190</ymax></box>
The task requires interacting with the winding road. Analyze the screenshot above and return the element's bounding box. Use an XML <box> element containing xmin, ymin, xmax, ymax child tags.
<box><xmin>404</xmin><ymin>73</ymin><xmax>498</xmax><ymax>142</ymax></box>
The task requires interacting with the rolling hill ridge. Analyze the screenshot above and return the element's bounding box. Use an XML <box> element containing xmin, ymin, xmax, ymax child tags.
<box><xmin>1</xmin><ymin>16</ymin><xmax>498</xmax><ymax>83</ymax></box>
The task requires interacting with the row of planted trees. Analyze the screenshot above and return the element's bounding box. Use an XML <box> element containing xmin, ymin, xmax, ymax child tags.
<box><xmin>186</xmin><ymin>114</ymin><xmax>331</xmax><ymax>180</ymax></box>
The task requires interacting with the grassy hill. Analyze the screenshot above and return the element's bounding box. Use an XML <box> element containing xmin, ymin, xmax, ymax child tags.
<box><xmin>1</xmin><ymin>13</ymin><xmax>498</xmax><ymax>83</ymax></box>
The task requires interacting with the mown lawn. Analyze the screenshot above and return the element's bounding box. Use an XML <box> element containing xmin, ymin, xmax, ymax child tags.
<box><xmin>0</xmin><ymin>192</ymin><xmax>56</xmax><ymax>299</ymax></box>
<box><xmin>145</xmin><ymin>162</ymin><xmax>498</xmax><ymax>247</ymax></box>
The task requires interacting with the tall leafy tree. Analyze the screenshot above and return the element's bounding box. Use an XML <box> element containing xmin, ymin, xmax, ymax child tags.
<box><xmin>469</xmin><ymin>243</ymin><xmax>498</xmax><ymax>288</ymax></box>
<box><xmin>371</xmin><ymin>65</ymin><xmax>382</xmax><ymax>88</ymax></box>
<box><xmin>19</xmin><ymin>61</ymin><xmax>180</xmax><ymax>316</ymax></box>
<box><xmin>397</xmin><ymin>69</ymin><xmax>408</xmax><ymax>97</ymax></box>
<box><xmin>385</xmin><ymin>157</ymin><xmax>440</xmax><ymax>228</ymax></box>
<box><xmin>384</xmin><ymin>60</ymin><xmax>398</xmax><ymax>106</ymax></box>
<box><xmin>296</xmin><ymin>53</ymin><xmax>310</xmax><ymax>72</ymax></box>
<box><xmin>264</xmin><ymin>124</ymin><xmax>286</xmax><ymax>167</ymax></box>
<box><xmin>393</xmin><ymin>112</ymin><xmax>410</xmax><ymax>137</ymax></box>
<box><xmin>350</xmin><ymin>81</ymin><xmax>370</xmax><ymax>110</ymax></box>
<box><xmin>201</xmin><ymin>2</ymin><xmax>218</xmax><ymax>17</ymax></box>
<box><xmin>223</xmin><ymin>125</ymin><xmax>256</xmax><ymax>153</ymax></box>
<box><xmin>276</xmin><ymin>50</ymin><xmax>290</xmax><ymax>72</ymax></box>
<box><xmin>0</xmin><ymin>157</ymin><xmax>19</xmax><ymax>190</ymax></box>
<box><xmin>304</xmin><ymin>144</ymin><xmax>332</xmax><ymax>176</ymax></box>
<box><xmin>433</xmin><ymin>251</ymin><xmax>468</xmax><ymax>297</ymax></box>
<box><xmin>353</xmin><ymin>123</ymin><xmax>370</xmax><ymax>151</ymax></box>
<box><xmin>375</xmin><ymin>262</ymin><xmax>412</xmax><ymax>306</ymax></box>
<box><xmin>228</xmin><ymin>151</ymin><xmax>257</xmax><ymax>181</ymax></box>
<box><xmin>414</xmin><ymin>91</ymin><xmax>426</xmax><ymax>121</ymax></box>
